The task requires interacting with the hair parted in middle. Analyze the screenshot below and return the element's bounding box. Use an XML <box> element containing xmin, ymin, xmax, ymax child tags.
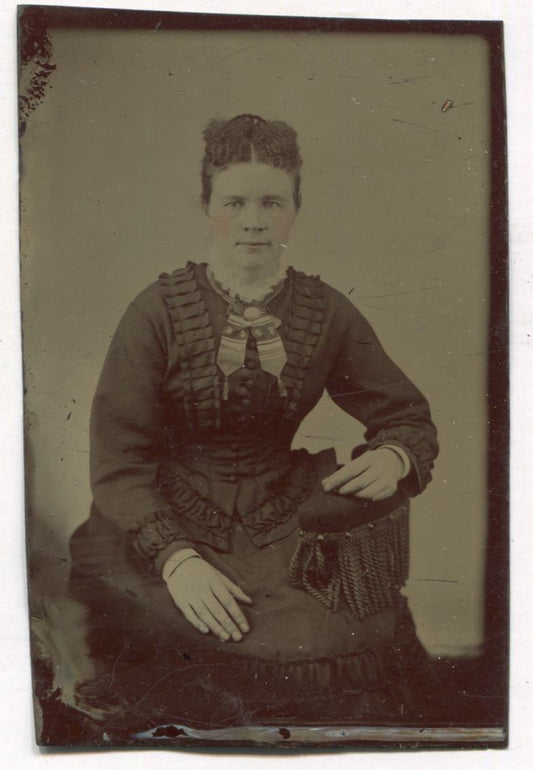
<box><xmin>201</xmin><ymin>114</ymin><xmax>303</xmax><ymax>210</ymax></box>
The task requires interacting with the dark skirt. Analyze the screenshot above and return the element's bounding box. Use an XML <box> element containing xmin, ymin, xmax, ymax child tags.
<box><xmin>67</xmin><ymin>500</ymin><xmax>431</xmax><ymax>732</ymax></box>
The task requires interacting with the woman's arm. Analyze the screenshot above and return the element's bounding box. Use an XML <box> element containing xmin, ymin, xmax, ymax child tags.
<box><xmin>90</xmin><ymin>290</ymin><xmax>252</xmax><ymax>639</ymax></box>
<box><xmin>324</xmin><ymin>290</ymin><xmax>439</xmax><ymax>499</ymax></box>
<box><xmin>90</xmin><ymin>295</ymin><xmax>198</xmax><ymax>569</ymax></box>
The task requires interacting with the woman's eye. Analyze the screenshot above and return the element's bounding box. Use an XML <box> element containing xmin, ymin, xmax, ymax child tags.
<box><xmin>225</xmin><ymin>200</ymin><xmax>243</xmax><ymax>209</ymax></box>
<box><xmin>264</xmin><ymin>200</ymin><xmax>281</xmax><ymax>209</ymax></box>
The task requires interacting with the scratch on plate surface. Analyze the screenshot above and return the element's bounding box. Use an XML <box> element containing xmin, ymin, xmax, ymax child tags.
<box><xmin>392</xmin><ymin>118</ymin><xmax>440</xmax><ymax>134</ymax></box>
<box><xmin>388</xmin><ymin>75</ymin><xmax>430</xmax><ymax>85</ymax></box>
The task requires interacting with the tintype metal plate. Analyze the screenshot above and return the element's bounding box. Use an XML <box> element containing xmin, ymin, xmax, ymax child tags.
<box><xmin>19</xmin><ymin>4</ymin><xmax>508</xmax><ymax>750</ymax></box>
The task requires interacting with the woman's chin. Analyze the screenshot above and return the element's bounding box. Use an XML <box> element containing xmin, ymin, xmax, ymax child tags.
<box><xmin>239</xmin><ymin>260</ymin><xmax>276</xmax><ymax>274</ymax></box>
<box><xmin>234</xmin><ymin>248</ymin><xmax>275</xmax><ymax>266</ymax></box>
<box><xmin>216</xmin><ymin>251</ymin><xmax>281</xmax><ymax>275</ymax></box>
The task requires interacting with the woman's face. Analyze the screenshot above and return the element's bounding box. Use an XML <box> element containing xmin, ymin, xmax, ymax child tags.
<box><xmin>206</xmin><ymin>163</ymin><xmax>298</xmax><ymax>273</ymax></box>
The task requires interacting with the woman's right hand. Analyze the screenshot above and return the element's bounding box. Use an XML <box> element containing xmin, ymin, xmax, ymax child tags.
<box><xmin>165</xmin><ymin>557</ymin><xmax>253</xmax><ymax>642</ymax></box>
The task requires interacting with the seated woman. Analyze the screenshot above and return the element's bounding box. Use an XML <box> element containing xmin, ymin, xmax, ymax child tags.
<box><xmin>68</xmin><ymin>114</ymin><xmax>439</xmax><ymax>730</ymax></box>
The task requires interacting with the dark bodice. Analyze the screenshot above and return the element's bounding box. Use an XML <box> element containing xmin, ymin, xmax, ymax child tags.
<box><xmin>157</xmin><ymin>262</ymin><xmax>327</xmax><ymax>438</ymax></box>
<box><xmin>89</xmin><ymin>262</ymin><xmax>438</xmax><ymax>569</ymax></box>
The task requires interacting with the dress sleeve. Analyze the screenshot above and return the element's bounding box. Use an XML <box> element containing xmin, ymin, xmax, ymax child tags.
<box><xmin>90</xmin><ymin>299</ymin><xmax>194</xmax><ymax>572</ymax></box>
<box><xmin>324</xmin><ymin>294</ymin><xmax>438</xmax><ymax>496</ymax></box>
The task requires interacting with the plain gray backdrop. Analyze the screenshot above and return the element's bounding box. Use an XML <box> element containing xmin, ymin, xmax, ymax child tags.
<box><xmin>20</xmin><ymin>25</ymin><xmax>490</xmax><ymax>658</ymax></box>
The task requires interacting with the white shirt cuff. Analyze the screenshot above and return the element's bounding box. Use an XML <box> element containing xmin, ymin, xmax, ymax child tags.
<box><xmin>379</xmin><ymin>444</ymin><xmax>411</xmax><ymax>480</ymax></box>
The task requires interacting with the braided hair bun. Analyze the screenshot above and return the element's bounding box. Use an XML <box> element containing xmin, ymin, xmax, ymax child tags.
<box><xmin>201</xmin><ymin>114</ymin><xmax>302</xmax><ymax>209</ymax></box>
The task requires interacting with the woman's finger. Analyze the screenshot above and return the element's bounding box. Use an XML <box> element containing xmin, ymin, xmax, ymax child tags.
<box><xmin>353</xmin><ymin>480</ymin><xmax>391</xmax><ymax>501</ymax></box>
<box><xmin>193</xmin><ymin>602</ymin><xmax>232</xmax><ymax>642</ymax></box>
<box><xmin>211</xmin><ymin>584</ymin><xmax>250</xmax><ymax>633</ymax></box>
<box><xmin>178</xmin><ymin>602</ymin><xmax>210</xmax><ymax>635</ymax></box>
<box><xmin>219</xmin><ymin>574</ymin><xmax>253</xmax><ymax>604</ymax></box>
<box><xmin>202</xmin><ymin>595</ymin><xmax>243</xmax><ymax>641</ymax></box>
<box><xmin>321</xmin><ymin>454</ymin><xmax>372</xmax><ymax>491</ymax></box>
<box><xmin>337</xmin><ymin>468</ymin><xmax>379</xmax><ymax>495</ymax></box>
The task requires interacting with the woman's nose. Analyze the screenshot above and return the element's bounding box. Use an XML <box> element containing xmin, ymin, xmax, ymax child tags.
<box><xmin>241</xmin><ymin>203</ymin><xmax>266</xmax><ymax>231</ymax></box>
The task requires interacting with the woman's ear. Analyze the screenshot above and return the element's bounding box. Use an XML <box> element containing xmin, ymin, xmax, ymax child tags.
<box><xmin>203</xmin><ymin>201</ymin><xmax>213</xmax><ymax>239</ymax></box>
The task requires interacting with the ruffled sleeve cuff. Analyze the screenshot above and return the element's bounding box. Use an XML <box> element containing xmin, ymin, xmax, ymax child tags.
<box><xmin>128</xmin><ymin>509</ymin><xmax>193</xmax><ymax>574</ymax></box>
<box><xmin>154</xmin><ymin>538</ymin><xmax>199</xmax><ymax>576</ymax></box>
<box><xmin>353</xmin><ymin>425</ymin><xmax>438</xmax><ymax>497</ymax></box>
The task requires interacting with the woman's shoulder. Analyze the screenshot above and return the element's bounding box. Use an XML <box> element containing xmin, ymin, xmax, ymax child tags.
<box><xmin>291</xmin><ymin>267</ymin><xmax>364</xmax><ymax>320</ymax></box>
<box><xmin>129</xmin><ymin>263</ymin><xmax>199</xmax><ymax>317</ymax></box>
<box><xmin>289</xmin><ymin>268</ymin><xmax>378</xmax><ymax>347</ymax></box>
<box><xmin>128</xmin><ymin>279</ymin><xmax>167</xmax><ymax>319</ymax></box>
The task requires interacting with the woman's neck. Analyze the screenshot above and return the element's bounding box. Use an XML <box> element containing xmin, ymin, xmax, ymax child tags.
<box><xmin>206</xmin><ymin>256</ymin><xmax>287</xmax><ymax>303</ymax></box>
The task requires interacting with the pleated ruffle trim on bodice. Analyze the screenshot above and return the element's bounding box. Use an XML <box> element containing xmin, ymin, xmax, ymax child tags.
<box><xmin>154</xmin><ymin>448</ymin><xmax>316</xmax><ymax>551</ymax></box>
<box><xmin>130</xmin><ymin>449</ymin><xmax>317</xmax><ymax>567</ymax></box>
<box><xmin>158</xmin><ymin>264</ymin><xmax>221</xmax><ymax>431</ymax></box>
<box><xmin>158</xmin><ymin>261</ymin><xmax>326</xmax><ymax>431</ymax></box>
<box><xmin>278</xmin><ymin>267</ymin><xmax>326</xmax><ymax>419</ymax></box>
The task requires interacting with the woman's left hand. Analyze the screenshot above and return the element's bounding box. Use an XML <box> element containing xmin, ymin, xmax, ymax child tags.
<box><xmin>321</xmin><ymin>448</ymin><xmax>404</xmax><ymax>501</ymax></box>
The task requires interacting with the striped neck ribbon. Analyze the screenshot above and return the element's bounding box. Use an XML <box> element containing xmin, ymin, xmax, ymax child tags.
<box><xmin>217</xmin><ymin>303</ymin><xmax>288</xmax><ymax>400</ymax></box>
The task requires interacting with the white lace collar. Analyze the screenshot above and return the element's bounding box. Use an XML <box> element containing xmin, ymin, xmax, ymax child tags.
<box><xmin>206</xmin><ymin>259</ymin><xmax>287</xmax><ymax>304</ymax></box>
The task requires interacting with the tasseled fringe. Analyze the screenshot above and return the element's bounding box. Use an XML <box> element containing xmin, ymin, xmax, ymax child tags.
<box><xmin>289</xmin><ymin>503</ymin><xmax>410</xmax><ymax>620</ymax></box>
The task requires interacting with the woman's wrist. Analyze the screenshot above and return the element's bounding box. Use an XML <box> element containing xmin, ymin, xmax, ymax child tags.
<box><xmin>377</xmin><ymin>444</ymin><xmax>411</xmax><ymax>480</ymax></box>
<box><xmin>162</xmin><ymin>548</ymin><xmax>202</xmax><ymax>583</ymax></box>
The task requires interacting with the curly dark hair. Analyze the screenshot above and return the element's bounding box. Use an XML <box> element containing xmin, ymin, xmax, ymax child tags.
<box><xmin>201</xmin><ymin>114</ymin><xmax>302</xmax><ymax>210</ymax></box>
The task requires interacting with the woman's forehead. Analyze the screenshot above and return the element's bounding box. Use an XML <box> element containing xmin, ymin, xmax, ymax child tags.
<box><xmin>211</xmin><ymin>162</ymin><xmax>295</xmax><ymax>198</ymax></box>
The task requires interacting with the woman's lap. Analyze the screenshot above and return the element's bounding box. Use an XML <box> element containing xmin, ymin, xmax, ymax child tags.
<box><xmin>66</xmin><ymin>510</ymin><xmax>430</xmax><ymax>728</ymax></box>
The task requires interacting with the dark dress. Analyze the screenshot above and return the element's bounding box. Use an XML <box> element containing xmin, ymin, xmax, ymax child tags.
<box><xmin>68</xmin><ymin>261</ymin><xmax>438</xmax><ymax>730</ymax></box>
